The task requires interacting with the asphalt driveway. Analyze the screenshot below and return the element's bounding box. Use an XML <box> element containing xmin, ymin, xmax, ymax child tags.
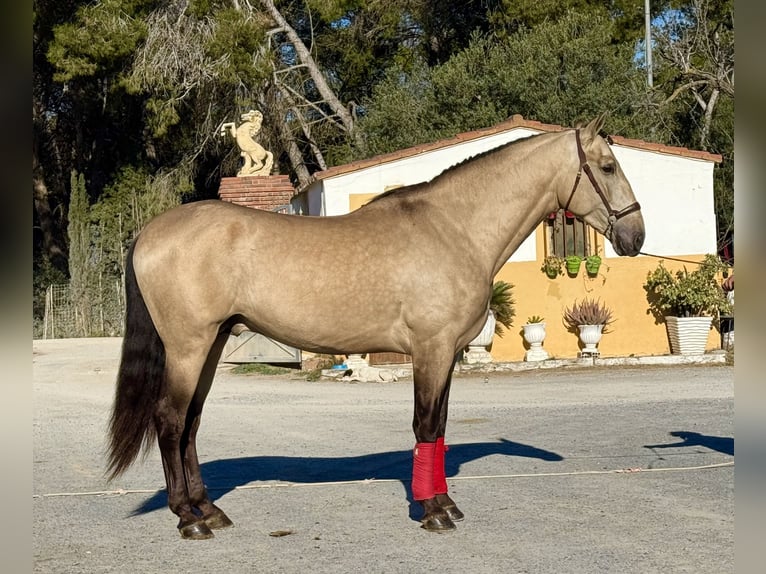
<box><xmin>33</xmin><ymin>338</ymin><xmax>733</xmax><ymax>573</ymax></box>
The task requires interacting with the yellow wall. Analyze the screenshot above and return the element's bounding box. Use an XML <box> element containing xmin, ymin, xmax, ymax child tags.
<box><xmin>490</xmin><ymin>226</ymin><xmax>720</xmax><ymax>360</ymax></box>
<box><xmin>349</xmin><ymin>191</ymin><xmax>393</xmax><ymax>211</ymax></box>
<box><xmin>346</xmin><ymin>195</ymin><xmax>721</xmax><ymax>361</ymax></box>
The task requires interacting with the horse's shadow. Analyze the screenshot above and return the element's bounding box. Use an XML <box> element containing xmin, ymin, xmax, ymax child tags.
<box><xmin>644</xmin><ymin>431</ymin><xmax>734</xmax><ymax>456</ymax></box>
<box><xmin>132</xmin><ymin>438</ymin><xmax>563</xmax><ymax>517</ymax></box>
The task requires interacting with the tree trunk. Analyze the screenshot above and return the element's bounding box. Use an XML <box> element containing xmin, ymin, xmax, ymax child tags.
<box><xmin>265</xmin><ymin>91</ymin><xmax>312</xmax><ymax>188</ymax></box>
<box><xmin>280</xmin><ymin>124</ymin><xmax>312</xmax><ymax>188</ymax></box>
<box><xmin>32</xmin><ymin>110</ymin><xmax>68</xmax><ymax>272</ymax></box>
<box><xmin>258</xmin><ymin>0</ymin><xmax>352</xmax><ymax>132</ymax></box>
<box><xmin>281</xmin><ymin>88</ymin><xmax>327</xmax><ymax>171</ymax></box>
<box><xmin>699</xmin><ymin>87</ymin><xmax>719</xmax><ymax>151</ymax></box>
<box><xmin>258</xmin><ymin>0</ymin><xmax>360</xmax><ymax>145</ymax></box>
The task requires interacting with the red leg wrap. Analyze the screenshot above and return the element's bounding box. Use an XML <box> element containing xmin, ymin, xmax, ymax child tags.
<box><xmin>412</xmin><ymin>442</ymin><xmax>436</xmax><ymax>501</ymax></box>
<box><xmin>434</xmin><ymin>437</ymin><xmax>448</xmax><ymax>495</ymax></box>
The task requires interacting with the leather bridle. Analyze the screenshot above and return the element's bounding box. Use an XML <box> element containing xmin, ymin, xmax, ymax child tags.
<box><xmin>563</xmin><ymin>129</ymin><xmax>641</xmax><ymax>239</ymax></box>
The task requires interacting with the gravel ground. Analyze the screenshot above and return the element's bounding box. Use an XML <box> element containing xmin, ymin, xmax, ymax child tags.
<box><xmin>33</xmin><ymin>338</ymin><xmax>733</xmax><ymax>573</ymax></box>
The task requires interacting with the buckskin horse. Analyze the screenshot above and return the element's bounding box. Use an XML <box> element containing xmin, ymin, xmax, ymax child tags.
<box><xmin>107</xmin><ymin>114</ymin><xmax>645</xmax><ymax>538</ymax></box>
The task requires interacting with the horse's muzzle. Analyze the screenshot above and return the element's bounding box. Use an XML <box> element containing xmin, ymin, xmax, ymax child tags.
<box><xmin>612</xmin><ymin>216</ymin><xmax>645</xmax><ymax>257</ymax></box>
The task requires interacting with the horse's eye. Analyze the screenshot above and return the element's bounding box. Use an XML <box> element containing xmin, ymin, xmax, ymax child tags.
<box><xmin>601</xmin><ymin>163</ymin><xmax>615</xmax><ymax>175</ymax></box>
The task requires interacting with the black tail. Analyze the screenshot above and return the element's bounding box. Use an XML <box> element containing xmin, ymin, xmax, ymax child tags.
<box><xmin>106</xmin><ymin>242</ymin><xmax>166</xmax><ymax>480</ymax></box>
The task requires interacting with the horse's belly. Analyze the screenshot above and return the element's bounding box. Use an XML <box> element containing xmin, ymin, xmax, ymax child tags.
<box><xmin>241</xmin><ymin>306</ymin><xmax>410</xmax><ymax>356</ymax></box>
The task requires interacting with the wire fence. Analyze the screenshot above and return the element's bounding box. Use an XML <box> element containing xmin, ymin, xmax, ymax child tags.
<box><xmin>41</xmin><ymin>281</ymin><xmax>125</xmax><ymax>339</ymax></box>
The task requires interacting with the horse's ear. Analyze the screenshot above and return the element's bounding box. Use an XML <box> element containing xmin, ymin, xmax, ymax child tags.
<box><xmin>581</xmin><ymin>112</ymin><xmax>608</xmax><ymax>146</ymax></box>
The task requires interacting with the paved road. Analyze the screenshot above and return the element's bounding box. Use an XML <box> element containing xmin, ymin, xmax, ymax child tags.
<box><xmin>33</xmin><ymin>338</ymin><xmax>733</xmax><ymax>573</ymax></box>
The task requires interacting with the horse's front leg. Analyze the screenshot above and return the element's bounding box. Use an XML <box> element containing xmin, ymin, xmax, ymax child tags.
<box><xmin>434</xmin><ymin>362</ymin><xmax>464</xmax><ymax>523</ymax></box>
<box><xmin>411</xmin><ymin>349</ymin><xmax>460</xmax><ymax>532</ymax></box>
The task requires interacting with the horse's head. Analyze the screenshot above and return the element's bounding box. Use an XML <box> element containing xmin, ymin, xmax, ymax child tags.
<box><xmin>559</xmin><ymin>114</ymin><xmax>645</xmax><ymax>256</ymax></box>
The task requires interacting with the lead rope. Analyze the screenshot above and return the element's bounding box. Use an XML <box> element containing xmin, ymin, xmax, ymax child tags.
<box><xmin>638</xmin><ymin>251</ymin><xmax>718</xmax><ymax>266</ymax></box>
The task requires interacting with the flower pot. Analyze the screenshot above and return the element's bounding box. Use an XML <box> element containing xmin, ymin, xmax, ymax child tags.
<box><xmin>585</xmin><ymin>255</ymin><xmax>602</xmax><ymax>275</ymax></box>
<box><xmin>465</xmin><ymin>311</ymin><xmax>496</xmax><ymax>364</ymax></box>
<box><xmin>541</xmin><ymin>257</ymin><xmax>563</xmax><ymax>279</ymax></box>
<box><xmin>522</xmin><ymin>322</ymin><xmax>549</xmax><ymax>361</ymax></box>
<box><xmin>665</xmin><ymin>316</ymin><xmax>713</xmax><ymax>355</ymax></box>
<box><xmin>578</xmin><ymin>324</ymin><xmax>604</xmax><ymax>356</ymax></box>
<box><xmin>565</xmin><ymin>256</ymin><xmax>582</xmax><ymax>275</ymax></box>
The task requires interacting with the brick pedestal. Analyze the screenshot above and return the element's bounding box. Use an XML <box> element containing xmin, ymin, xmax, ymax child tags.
<box><xmin>218</xmin><ymin>175</ymin><xmax>296</xmax><ymax>212</ymax></box>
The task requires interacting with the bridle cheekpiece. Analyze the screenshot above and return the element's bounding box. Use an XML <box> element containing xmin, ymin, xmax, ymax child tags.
<box><xmin>563</xmin><ymin>129</ymin><xmax>641</xmax><ymax>239</ymax></box>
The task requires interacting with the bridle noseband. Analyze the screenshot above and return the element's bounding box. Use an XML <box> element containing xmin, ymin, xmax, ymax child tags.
<box><xmin>563</xmin><ymin>129</ymin><xmax>641</xmax><ymax>238</ymax></box>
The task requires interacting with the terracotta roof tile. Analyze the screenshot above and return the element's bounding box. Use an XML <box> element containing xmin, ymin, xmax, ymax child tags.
<box><xmin>303</xmin><ymin>114</ymin><xmax>722</xmax><ymax>189</ymax></box>
<box><xmin>607</xmin><ymin>135</ymin><xmax>722</xmax><ymax>162</ymax></box>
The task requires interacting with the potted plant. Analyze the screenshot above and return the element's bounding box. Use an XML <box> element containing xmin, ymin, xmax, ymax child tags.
<box><xmin>562</xmin><ymin>298</ymin><xmax>614</xmax><ymax>356</ymax></box>
<box><xmin>490</xmin><ymin>280</ymin><xmax>516</xmax><ymax>336</ymax></box>
<box><xmin>465</xmin><ymin>281</ymin><xmax>516</xmax><ymax>363</ymax></box>
<box><xmin>643</xmin><ymin>254</ymin><xmax>731</xmax><ymax>355</ymax></box>
<box><xmin>585</xmin><ymin>254</ymin><xmax>602</xmax><ymax>276</ymax></box>
<box><xmin>565</xmin><ymin>255</ymin><xmax>582</xmax><ymax>276</ymax></box>
<box><xmin>522</xmin><ymin>315</ymin><xmax>549</xmax><ymax>361</ymax></box>
<box><xmin>541</xmin><ymin>255</ymin><xmax>565</xmax><ymax>279</ymax></box>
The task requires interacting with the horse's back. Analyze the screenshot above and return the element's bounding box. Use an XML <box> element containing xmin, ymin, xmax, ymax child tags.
<box><xmin>130</xmin><ymin>201</ymin><xmax>396</xmax><ymax>345</ymax></box>
<box><xmin>131</xmin><ymin>198</ymin><xmax>489</xmax><ymax>354</ymax></box>
<box><xmin>135</xmin><ymin>199</ymin><xmax>416</xmax><ymax>272</ymax></box>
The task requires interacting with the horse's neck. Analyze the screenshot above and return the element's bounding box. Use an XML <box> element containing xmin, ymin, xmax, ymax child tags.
<box><xmin>427</xmin><ymin>132</ymin><xmax>570</xmax><ymax>277</ymax></box>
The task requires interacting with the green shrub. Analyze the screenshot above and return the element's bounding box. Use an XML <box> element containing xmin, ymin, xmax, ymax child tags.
<box><xmin>643</xmin><ymin>254</ymin><xmax>731</xmax><ymax>318</ymax></box>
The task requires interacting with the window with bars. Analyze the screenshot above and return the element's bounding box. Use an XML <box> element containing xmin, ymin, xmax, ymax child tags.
<box><xmin>545</xmin><ymin>209</ymin><xmax>592</xmax><ymax>258</ymax></box>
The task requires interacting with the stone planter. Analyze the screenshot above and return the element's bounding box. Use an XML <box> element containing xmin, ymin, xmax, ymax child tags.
<box><xmin>464</xmin><ymin>311</ymin><xmax>496</xmax><ymax>364</ymax></box>
<box><xmin>522</xmin><ymin>322</ymin><xmax>549</xmax><ymax>361</ymax></box>
<box><xmin>665</xmin><ymin>316</ymin><xmax>713</xmax><ymax>355</ymax></box>
<box><xmin>578</xmin><ymin>324</ymin><xmax>604</xmax><ymax>356</ymax></box>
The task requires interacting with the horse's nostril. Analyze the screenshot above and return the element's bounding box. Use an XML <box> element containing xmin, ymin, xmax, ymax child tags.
<box><xmin>634</xmin><ymin>231</ymin><xmax>645</xmax><ymax>252</ymax></box>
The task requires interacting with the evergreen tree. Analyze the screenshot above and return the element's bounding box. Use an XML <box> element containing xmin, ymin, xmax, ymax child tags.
<box><xmin>355</xmin><ymin>10</ymin><xmax>644</xmax><ymax>157</ymax></box>
<box><xmin>32</xmin><ymin>0</ymin><xmax>736</xmax><ymax>333</ymax></box>
<box><xmin>67</xmin><ymin>171</ymin><xmax>92</xmax><ymax>336</ymax></box>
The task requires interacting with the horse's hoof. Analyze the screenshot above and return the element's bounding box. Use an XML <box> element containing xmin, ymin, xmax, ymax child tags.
<box><xmin>204</xmin><ymin>511</ymin><xmax>234</xmax><ymax>530</ymax></box>
<box><xmin>435</xmin><ymin>494</ymin><xmax>464</xmax><ymax>522</ymax></box>
<box><xmin>442</xmin><ymin>503</ymin><xmax>465</xmax><ymax>522</ymax></box>
<box><xmin>179</xmin><ymin>520</ymin><xmax>215</xmax><ymax>540</ymax></box>
<box><xmin>420</xmin><ymin>512</ymin><xmax>456</xmax><ymax>532</ymax></box>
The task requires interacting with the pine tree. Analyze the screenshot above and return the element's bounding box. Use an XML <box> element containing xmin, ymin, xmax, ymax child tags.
<box><xmin>67</xmin><ymin>171</ymin><xmax>92</xmax><ymax>336</ymax></box>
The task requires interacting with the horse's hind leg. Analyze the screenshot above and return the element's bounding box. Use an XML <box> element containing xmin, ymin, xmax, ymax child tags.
<box><xmin>182</xmin><ymin>333</ymin><xmax>233</xmax><ymax>530</ymax></box>
<box><xmin>156</xmin><ymin>339</ymin><xmax>218</xmax><ymax>540</ymax></box>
